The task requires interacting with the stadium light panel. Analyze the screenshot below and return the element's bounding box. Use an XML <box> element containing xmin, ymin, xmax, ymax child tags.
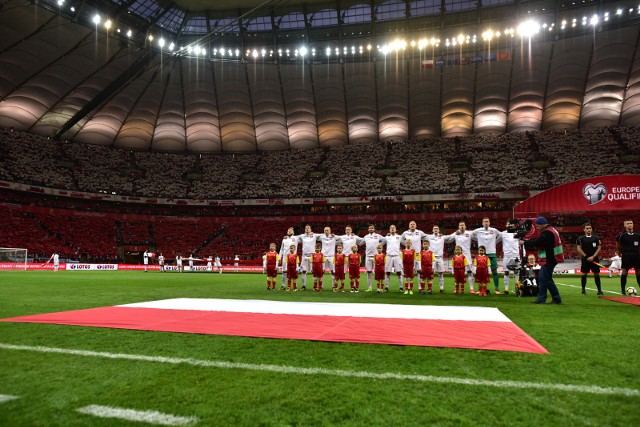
<box><xmin>517</xmin><ymin>20</ymin><xmax>539</xmax><ymax>37</ymax></box>
<box><xmin>158</xmin><ymin>38</ymin><xmax>165</xmax><ymax>48</ymax></box>
<box><xmin>299</xmin><ymin>47</ymin><xmax>307</xmax><ymax>56</ymax></box>
<box><xmin>126</xmin><ymin>29</ymin><xmax>132</xmax><ymax>37</ymax></box>
<box><xmin>92</xmin><ymin>14</ymin><xmax>100</xmax><ymax>25</ymax></box>
<box><xmin>57</xmin><ymin>0</ymin><xmax>64</xmax><ymax>6</ymax></box>
<box><xmin>104</xmin><ymin>20</ymin><xmax>112</xmax><ymax>30</ymax></box>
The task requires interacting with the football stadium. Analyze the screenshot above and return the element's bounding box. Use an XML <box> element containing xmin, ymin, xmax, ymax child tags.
<box><xmin>1</xmin><ymin>0</ymin><xmax>640</xmax><ymax>425</ymax></box>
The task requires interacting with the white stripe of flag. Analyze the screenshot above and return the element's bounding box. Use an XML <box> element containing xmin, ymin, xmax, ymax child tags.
<box><xmin>119</xmin><ymin>298</ymin><xmax>511</xmax><ymax>322</ymax></box>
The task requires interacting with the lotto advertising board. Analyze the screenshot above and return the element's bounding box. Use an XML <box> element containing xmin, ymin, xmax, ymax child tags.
<box><xmin>65</xmin><ymin>264</ymin><xmax>119</xmax><ymax>271</ymax></box>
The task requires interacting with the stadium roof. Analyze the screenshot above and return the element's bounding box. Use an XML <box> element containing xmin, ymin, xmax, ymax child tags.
<box><xmin>0</xmin><ymin>0</ymin><xmax>639</xmax><ymax>152</ymax></box>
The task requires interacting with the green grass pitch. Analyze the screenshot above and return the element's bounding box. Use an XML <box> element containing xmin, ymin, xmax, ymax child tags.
<box><xmin>0</xmin><ymin>270</ymin><xmax>638</xmax><ymax>426</ymax></box>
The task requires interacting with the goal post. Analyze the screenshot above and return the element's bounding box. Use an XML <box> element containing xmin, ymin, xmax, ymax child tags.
<box><xmin>0</xmin><ymin>247</ymin><xmax>28</xmax><ymax>270</ymax></box>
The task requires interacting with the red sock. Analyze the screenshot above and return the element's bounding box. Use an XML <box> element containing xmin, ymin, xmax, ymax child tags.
<box><xmin>428</xmin><ymin>282</ymin><xmax>433</xmax><ymax>291</ymax></box>
<box><xmin>455</xmin><ymin>284</ymin><xmax>460</xmax><ymax>293</ymax></box>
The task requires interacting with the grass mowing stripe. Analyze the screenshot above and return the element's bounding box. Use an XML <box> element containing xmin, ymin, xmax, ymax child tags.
<box><xmin>0</xmin><ymin>394</ymin><xmax>19</xmax><ymax>403</ymax></box>
<box><xmin>2</xmin><ymin>342</ymin><xmax>639</xmax><ymax>397</ymax></box>
<box><xmin>76</xmin><ymin>404</ymin><xmax>198</xmax><ymax>426</ymax></box>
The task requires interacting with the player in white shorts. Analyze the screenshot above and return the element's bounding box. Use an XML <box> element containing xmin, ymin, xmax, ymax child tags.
<box><xmin>48</xmin><ymin>252</ymin><xmax>60</xmax><ymax>272</ymax></box>
<box><xmin>401</xmin><ymin>221</ymin><xmax>429</xmax><ymax>291</ymax></box>
<box><xmin>214</xmin><ymin>255</ymin><xmax>222</xmax><ymax>273</ymax></box>
<box><xmin>608</xmin><ymin>251</ymin><xmax>622</xmax><ymax>277</ymax></box>
<box><xmin>176</xmin><ymin>252</ymin><xmax>183</xmax><ymax>273</ymax></box>
<box><xmin>472</xmin><ymin>217</ymin><xmax>503</xmax><ymax>294</ymax></box>
<box><xmin>336</xmin><ymin>225</ymin><xmax>365</xmax><ymax>275</ymax></box>
<box><xmin>319</xmin><ymin>227</ymin><xmax>338</xmax><ymax>288</ymax></box>
<box><xmin>382</xmin><ymin>225</ymin><xmax>403</xmax><ymax>292</ymax></box>
<box><xmin>188</xmin><ymin>253</ymin><xmax>195</xmax><ymax>272</ymax></box>
<box><xmin>501</xmin><ymin>219</ymin><xmax>521</xmax><ymax>293</ymax></box>
<box><xmin>296</xmin><ymin>224</ymin><xmax>322</xmax><ymax>291</ymax></box>
<box><xmin>143</xmin><ymin>249</ymin><xmax>150</xmax><ymax>272</ymax></box>
<box><xmin>446</xmin><ymin>221</ymin><xmax>475</xmax><ymax>293</ymax></box>
<box><xmin>363</xmin><ymin>224</ymin><xmax>385</xmax><ymax>291</ymax></box>
<box><xmin>279</xmin><ymin>227</ymin><xmax>299</xmax><ymax>289</ymax></box>
<box><xmin>158</xmin><ymin>253</ymin><xmax>165</xmax><ymax>272</ymax></box>
<box><xmin>233</xmin><ymin>255</ymin><xmax>239</xmax><ymax>272</ymax></box>
<box><xmin>426</xmin><ymin>225</ymin><xmax>447</xmax><ymax>292</ymax></box>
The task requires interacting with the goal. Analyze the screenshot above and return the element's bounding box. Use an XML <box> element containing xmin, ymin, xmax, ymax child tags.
<box><xmin>0</xmin><ymin>247</ymin><xmax>28</xmax><ymax>270</ymax></box>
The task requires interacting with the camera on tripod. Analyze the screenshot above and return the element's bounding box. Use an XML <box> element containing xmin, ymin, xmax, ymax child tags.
<box><xmin>507</xmin><ymin>219</ymin><xmax>533</xmax><ymax>239</ymax></box>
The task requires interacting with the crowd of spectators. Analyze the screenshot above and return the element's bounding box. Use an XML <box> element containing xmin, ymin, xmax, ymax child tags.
<box><xmin>1</xmin><ymin>127</ymin><xmax>637</xmax><ymax>200</ymax></box>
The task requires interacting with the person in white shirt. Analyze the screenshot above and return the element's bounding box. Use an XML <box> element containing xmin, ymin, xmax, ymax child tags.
<box><xmin>188</xmin><ymin>253</ymin><xmax>195</xmax><ymax>272</ymax></box>
<box><xmin>234</xmin><ymin>255</ymin><xmax>240</xmax><ymax>272</ymax></box>
<box><xmin>336</xmin><ymin>225</ymin><xmax>365</xmax><ymax>276</ymax></box>
<box><xmin>207</xmin><ymin>256</ymin><xmax>213</xmax><ymax>272</ymax></box>
<box><xmin>426</xmin><ymin>225</ymin><xmax>447</xmax><ymax>292</ymax></box>
<box><xmin>48</xmin><ymin>252</ymin><xmax>60</xmax><ymax>272</ymax></box>
<box><xmin>363</xmin><ymin>224</ymin><xmax>385</xmax><ymax>291</ymax></box>
<box><xmin>382</xmin><ymin>224</ymin><xmax>403</xmax><ymax>292</ymax></box>
<box><xmin>214</xmin><ymin>255</ymin><xmax>222</xmax><ymax>274</ymax></box>
<box><xmin>143</xmin><ymin>249</ymin><xmax>150</xmax><ymax>272</ymax></box>
<box><xmin>401</xmin><ymin>221</ymin><xmax>428</xmax><ymax>292</ymax></box>
<box><xmin>446</xmin><ymin>221</ymin><xmax>475</xmax><ymax>293</ymax></box>
<box><xmin>472</xmin><ymin>217</ymin><xmax>503</xmax><ymax>294</ymax></box>
<box><xmin>501</xmin><ymin>219</ymin><xmax>521</xmax><ymax>293</ymax></box>
<box><xmin>296</xmin><ymin>224</ymin><xmax>322</xmax><ymax>291</ymax></box>
<box><xmin>176</xmin><ymin>252</ymin><xmax>183</xmax><ymax>273</ymax></box>
<box><xmin>319</xmin><ymin>226</ymin><xmax>338</xmax><ymax>288</ymax></box>
<box><xmin>609</xmin><ymin>251</ymin><xmax>622</xmax><ymax>278</ymax></box>
<box><xmin>158</xmin><ymin>253</ymin><xmax>165</xmax><ymax>272</ymax></box>
<box><xmin>279</xmin><ymin>227</ymin><xmax>299</xmax><ymax>290</ymax></box>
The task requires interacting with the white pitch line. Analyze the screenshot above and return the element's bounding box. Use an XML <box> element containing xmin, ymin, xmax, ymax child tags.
<box><xmin>0</xmin><ymin>343</ymin><xmax>638</xmax><ymax>397</ymax></box>
<box><xmin>556</xmin><ymin>282</ymin><xmax>623</xmax><ymax>295</ymax></box>
<box><xmin>76</xmin><ymin>404</ymin><xmax>198</xmax><ymax>426</ymax></box>
<box><xmin>0</xmin><ymin>394</ymin><xmax>19</xmax><ymax>403</ymax></box>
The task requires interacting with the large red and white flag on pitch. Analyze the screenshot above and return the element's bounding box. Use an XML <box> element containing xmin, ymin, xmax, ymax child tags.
<box><xmin>0</xmin><ymin>298</ymin><xmax>547</xmax><ymax>353</ymax></box>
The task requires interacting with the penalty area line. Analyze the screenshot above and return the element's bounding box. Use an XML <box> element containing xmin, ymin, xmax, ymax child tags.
<box><xmin>76</xmin><ymin>405</ymin><xmax>198</xmax><ymax>426</ymax></box>
<box><xmin>1</xmin><ymin>342</ymin><xmax>639</xmax><ymax>397</ymax></box>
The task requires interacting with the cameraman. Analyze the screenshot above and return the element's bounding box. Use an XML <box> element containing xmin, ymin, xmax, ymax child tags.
<box><xmin>519</xmin><ymin>217</ymin><xmax>564</xmax><ymax>304</ymax></box>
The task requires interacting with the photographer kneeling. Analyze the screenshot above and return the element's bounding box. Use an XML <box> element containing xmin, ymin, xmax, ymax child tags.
<box><xmin>519</xmin><ymin>217</ymin><xmax>564</xmax><ymax>304</ymax></box>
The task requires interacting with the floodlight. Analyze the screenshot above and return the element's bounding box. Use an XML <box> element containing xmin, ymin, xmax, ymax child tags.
<box><xmin>158</xmin><ymin>38</ymin><xmax>165</xmax><ymax>48</ymax></box>
<box><xmin>92</xmin><ymin>14</ymin><xmax>100</xmax><ymax>25</ymax></box>
<box><xmin>517</xmin><ymin>20</ymin><xmax>540</xmax><ymax>37</ymax></box>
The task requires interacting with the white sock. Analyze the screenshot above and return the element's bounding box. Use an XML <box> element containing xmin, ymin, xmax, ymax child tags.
<box><xmin>504</xmin><ymin>274</ymin><xmax>510</xmax><ymax>291</ymax></box>
<box><xmin>439</xmin><ymin>274</ymin><xmax>445</xmax><ymax>289</ymax></box>
<box><xmin>384</xmin><ymin>275</ymin><xmax>389</xmax><ymax>288</ymax></box>
<box><xmin>367</xmin><ymin>272</ymin><xmax>373</xmax><ymax>289</ymax></box>
<box><xmin>467</xmin><ymin>274</ymin><xmax>474</xmax><ymax>291</ymax></box>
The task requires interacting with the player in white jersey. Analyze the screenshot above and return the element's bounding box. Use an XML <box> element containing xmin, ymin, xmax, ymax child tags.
<box><xmin>158</xmin><ymin>253</ymin><xmax>165</xmax><ymax>272</ymax></box>
<box><xmin>143</xmin><ymin>249</ymin><xmax>150</xmax><ymax>272</ymax></box>
<box><xmin>233</xmin><ymin>255</ymin><xmax>240</xmax><ymax>272</ymax></box>
<box><xmin>472</xmin><ymin>217</ymin><xmax>503</xmax><ymax>294</ymax></box>
<box><xmin>214</xmin><ymin>255</ymin><xmax>222</xmax><ymax>273</ymax></box>
<box><xmin>426</xmin><ymin>225</ymin><xmax>447</xmax><ymax>292</ymax></box>
<box><xmin>501</xmin><ymin>219</ymin><xmax>521</xmax><ymax>293</ymax></box>
<box><xmin>206</xmin><ymin>256</ymin><xmax>213</xmax><ymax>272</ymax></box>
<box><xmin>296</xmin><ymin>224</ymin><xmax>322</xmax><ymax>290</ymax></box>
<box><xmin>176</xmin><ymin>252</ymin><xmax>183</xmax><ymax>273</ymax></box>
<box><xmin>401</xmin><ymin>221</ymin><xmax>429</xmax><ymax>280</ymax></box>
<box><xmin>363</xmin><ymin>224</ymin><xmax>385</xmax><ymax>291</ymax></box>
<box><xmin>319</xmin><ymin>227</ymin><xmax>338</xmax><ymax>288</ymax></box>
<box><xmin>188</xmin><ymin>253</ymin><xmax>195</xmax><ymax>272</ymax></box>
<box><xmin>279</xmin><ymin>227</ymin><xmax>299</xmax><ymax>289</ymax></box>
<box><xmin>48</xmin><ymin>252</ymin><xmax>60</xmax><ymax>271</ymax></box>
<box><xmin>382</xmin><ymin>225</ymin><xmax>403</xmax><ymax>292</ymax></box>
<box><xmin>336</xmin><ymin>225</ymin><xmax>365</xmax><ymax>275</ymax></box>
<box><xmin>446</xmin><ymin>221</ymin><xmax>475</xmax><ymax>293</ymax></box>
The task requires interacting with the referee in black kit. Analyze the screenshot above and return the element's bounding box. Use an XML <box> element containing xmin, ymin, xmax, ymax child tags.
<box><xmin>616</xmin><ymin>219</ymin><xmax>640</xmax><ymax>295</ymax></box>
<box><xmin>576</xmin><ymin>222</ymin><xmax>602</xmax><ymax>295</ymax></box>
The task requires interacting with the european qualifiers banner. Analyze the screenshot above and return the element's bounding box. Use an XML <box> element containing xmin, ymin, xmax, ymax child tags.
<box><xmin>514</xmin><ymin>175</ymin><xmax>640</xmax><ymax>216</ymax></box>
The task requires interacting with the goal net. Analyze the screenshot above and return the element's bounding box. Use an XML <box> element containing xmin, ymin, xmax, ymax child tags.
<box><xmin>0</xmin><ymin>247</ymin><xmax>28</xmax><ymax>270</ymax></box>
